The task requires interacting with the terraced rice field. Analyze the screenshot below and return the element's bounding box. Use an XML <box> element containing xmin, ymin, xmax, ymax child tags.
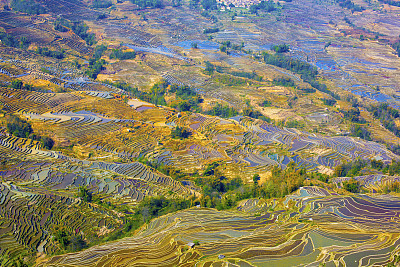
<box><xmin>0</xmin><ymin>79</ymin><xmax>398</xmax><ymax>264</ymax></box>
<box><xmin>2</xmin><ymin>0</ymin><xmax>400</xmax><ymax>264</ymax></box>
<box><xmin>38</xmin><ymin>186</ymin><xmax>400</xmax><ymax>266</ymax></box>
<box><xmin>0</xmin><ymin>180</ymin><xmax>123</xmax><ymax>259</ymax></box>
<box><xmin>0</xmin><ymin>83</ymin><xmax>395</xmax><ymax>177</ymax></box>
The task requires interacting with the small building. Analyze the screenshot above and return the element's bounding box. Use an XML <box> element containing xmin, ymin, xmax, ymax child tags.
<box><xmin>218</xmin><ymin>255</ymin><xmax>225</xmax><ymax>259</ymax></box>
<box><xmin>187</xmin><ymin>242</ymin><xmax>195</xmax><ymax>248</ymax></box>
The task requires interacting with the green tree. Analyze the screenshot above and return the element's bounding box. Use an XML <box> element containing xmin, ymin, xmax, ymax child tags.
<box><xmin>78</xmin><ymin>186</ymin><xmax>92</xmax><ymax>202</ymax></box>
<box><xmin>252</xmin><ymin>174</ymin><xmax>260</xmax><ymax>186</ymax></box>
<box><xmin>343</xmin><ymin>179</ymin><xmax>359</xmax><ymax>193</ymax></box>
<box><xmin>54</xmin><ymin>228</ymin><xmax>70</xmax><ymax>249</ymax></box>
<box><xmin>11</xmin><ymin>80</ymin><xmax>23</xmax><ymax>89</ymax></box>
<box><xmin>41</xmin><ymin>136</ymin><xmax>54</xmax><ymax>149</ymax></box>
<box><xmin>6</xmin><ymin>115</ymin><xmax>32</xmax><ymax>138</ymax></box>
<box><xmin>171</xmin><ymin>126</ymin><xmax>191</xmax><ymax>139</ymax></box>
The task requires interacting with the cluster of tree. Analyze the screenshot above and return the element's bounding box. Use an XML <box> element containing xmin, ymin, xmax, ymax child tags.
<box><xmin>170</xmin><ymin>84</ymin><xmax>197</xmax><ymax>99</ymax></box>
<box><xmin>193</xmin><ymin>162</ymin><xmax>246</xmax><ymax>209</ymax></box>
<box><xmin>6</xmin><ymin>115</ymin><xmax>54</xmax><ymax>149</ymax></box>
<box><xmin>242</xmin><ymin>106</ymin><xmax>270</xmax><ymax>121</ymax></box>
<box><xmin>344</xmin><ymin>94</ymin><xmax>359</xmax><ymax>108</ymax></box>
<box><xmin>230</xmin><ymin>71</ymin><xmax>262</xmax><ymax>81</ymax></box>
<box><xmin>231</xmin><ymin>42</ymin><xmax>245</xmax><ymax>52</ymax></box>
<box><xmin>137</xmin><ymin>157</ymin><xmax>187</xmax><ymax>180</ymax></box>
<box><xmin>206</xmin><ymin>62</ymin><xmax>262</xmax><ymax>83</ymax></box>
<box><xmin>334</xmin><ymin>159</ymin><xmax>366</xmax><ymax>177</ymax></box>
<box><xmin>219</xmin><ymin>42</ymin><xmax>230</xmax><ymax>54</ymax></box>
<box><xmin>147</xmin><ymin>82</ymin><xmax>201</xmax><ymax>111</ymax></box>
<box><xmin>40</xmin><ymin>67</ymin><xmax>52</xmax><ymax>74</ymax></box>
<box><xmin>309</xmin><ymin>172</ymin><xmax>330</xmax><ymax>183</ymax></box>
<box><xmin>54</xmin><ymin>18</ymin><xmax>69</xmax><ymax>32</ymax></box>
<box><xmin>200</xmin><ymin>11</ymin><xmax>218</xmax><ymax>23</ymax></box>
<box><xmin>129</xmin><ymin>0</ymin><xmax>163</xmax><ymax>8</ymax></box>
<box><xmin>203</xmin><ymin>28</ymin><xmax>219</xmax><ymax>34</ymax></box>
<box><xmin>169</xmin><ymin>84</ymin><xmax>202</xmax><ymax>112</ymax></box>
<box><xmin>368</xmin><ymin>103</ymin><xmax>400</xmax><ymax>138</ymax></box>
<box><xmin>109</xmin><ymin>49</ymin><xmax>136</xmax><ymax>60</ymax></box>
<box><xmin>97</xmin><ymin>13</ymin><xmax>107</xmax><ymax>20</ymax></box>
<box><xmin>138</xmin><ymin>196</ymin><xmax>193</xmax><ymax>221</ymax></box>
<box><xmin>196</xmin><ymin>174</ymin><xmax>244</xmax><ymax>209</ymax></box>
<box><xmin>218</xmin><ymin>40</ymin><xmax>245</xmax><ymax>54</ymax></box>
<box><xmin>77</xmin><ymin>186</ymin><xmax>93</xmax><ymax>202</ymax></box>
<box><xmin>10</xmin><ymin>80</ymin><xmax>33</xmax><ymax>91</ymax></box>
<box><xmin>122</xmin><ymin>80</ymin><xmax>198</xmax><ymax>110</ymax></box>
<box><xmin>383</xmin><ymin>181</ymin><xmax>400</xmax><ymax>194</ymax></box>
<box><xmin>339</xmin><ymin>162</ymin><xmax>400</xmax><ymax>193</ymax></box>
<box><xmin>349</xmin><ymin>124</ymin><xmax>371</xmax><ymax>140</ymax></box>
<box><xmin>379</xmin><ymin>0</ymin><xmax>400</xmax><ymax>7</ymax></box>
<box><xmin>255</xmin><ymin>163</ymin><xmax>306</xmax><ymax>199</ymax></box>
<box><xmin>92</xmin><ymin>0</ymin><xmax>113</xmax><ymax>8</ymax></box>
<box><xmin>172</xmin><ymin>0</ymin><xmax>182</xmax><ymax>7</ymax></box>
<box><xmin>85</xmin><ymin>45</ymin><xmax>107</xmax><ymax>79</ymax></box>
<box><xmin>260</xmin><ymin>99</ymin><xmax>272</xmax><ymax>107</ymax></box>
<box><xmin>214</xmin><ymin>73</ymin><xmax>253</xmax><ymax>86</ymax></box>
<box><xmin>204</xmin><ymin>61</ymin><xmax>216</xmax><ymax>74</ymax></box>
<box><xmin>105</xmin><ymin>79</ymin><xmax>249</xmax><ymax>120</ymax></box>
<box><xmin>36</xmin><ymin>47</ymin><xmax>65</xmax><ymax>59</ymax></box>
<box><xmin>103</xmin><ymin>80</ymin><xmax>161</xmax><ymax>107</ymax></box>
<box><xmin>171</xmin><ymin>126</ymin><xmax>191</xmax><ymax>139</ymax></box>
<box><xmin>387</xmin><ymin>161</ymin><xmax>400</xmax><ymax>176</ymax></box>
<box><xmin>271</xmin><ymin>44</ymin><xmax>290</xmax><ymax>53</ymax></box>
<box><xmin>334</xmin><ymin>159</ymin><xmax>400</xmax><ymax>178</ymax></box>
<box><xmin>10</xmin><ymin>0</ymin><xmax>46</xmax><ymax>14</ymax></box>
<box><xmin>342</xmin><ymin>179</ymin><xmax>360</xmax><ymax>193</ymax></box>
<box><xmin>249</xmin><ymin>0</ymin><xmax>276</xmax><ymax>14</ymax></box>
<box><xmin>206</xmin><ymin>103</ymin><xmax>238</xmax><ymax>118</ymax></box>
<box><xmin>103</xmin><ymin>195</ymin><xmax>196</xmax><ymax>242</ymax></box>
<box><xmin>55</xmin><ymin>19</ymin><xmax>96</xmax><ymax>46</ymax></box>
<box><xmin>262</xmin><ymin>52</ymin><xmax>339</xmax><ymax>100</ymax></box>
<box><xmin>53</xmin><ymin>227</ymin><xmax>87</xmax><ymax>252</ymax></box>
<box><xmin>335</xmin><ymin>0</ymin><xmax>364</xmax><ymax>12</ymax></box>
<box><xmin>371</xmin><ymin>159</ymin><xmax>384</xmax><ymax>170</ymax></box>
<box><xmin>393</xmin><ymin>41</ymin><xmax>400</xmax><ymax>57</ymax></box>
<box><xmin>0</xmin><ymin>32</ymin><xmax>30</xmax><ymax>49</ymax></box>
<box><xmin>340</xmin><ymin>107</ymin><xmax>366</xmax><ymax>123</ymax></box>
<box><xmin>285</xmin><ymin>119</ymin><xmax>305</xmax><ymax>129</ymax></box>
<box><xmin>93</xmin><ymin>44</ymin><xmax>107</xmax><ymax>59</ymax></box>
<box><xmin>86</xmin><ymin>58</ymin><xmax>106</xmax><ymax>79</ymax></box>
<box><xmin>307</xmin><ymin>78</ymin><xmax>340</xmax><ymax>99</ymax></box>
<box><xmin>6</xmin><ymin>115</ymin><xmax>32</xmax><ymax>138</ymax></box>
<box><xmin>147</xmin><ymin>82</ymin><xmax>168</xmax><ymax>106</ymax></box>
<box><xmin>40</xmin><ymin>136</ymin><xmax>54</xmax><ymax>150</ymax></box>
<box><xmin>322</xmin><ymin>98</ymin><xmax>337</xmax><ymax>106</ymax></box>
<box><xmin>273</xmin><ymin>77</ymin><xmax>295</xmax><ymax>87</ymax></box>
<box><xmin>0</xmin><ymin>33</ymin><xmax>18</xmax><ymax>48</ymax></box>
<box><xmin>201</xmin><ymin>0</ymin><xmax>217</xmax><ymax>10</ymax></box>
<box><xmin>72</xmin><ymin>21</ymin><xmax>96</xmax><ymax>46</ymax></box>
